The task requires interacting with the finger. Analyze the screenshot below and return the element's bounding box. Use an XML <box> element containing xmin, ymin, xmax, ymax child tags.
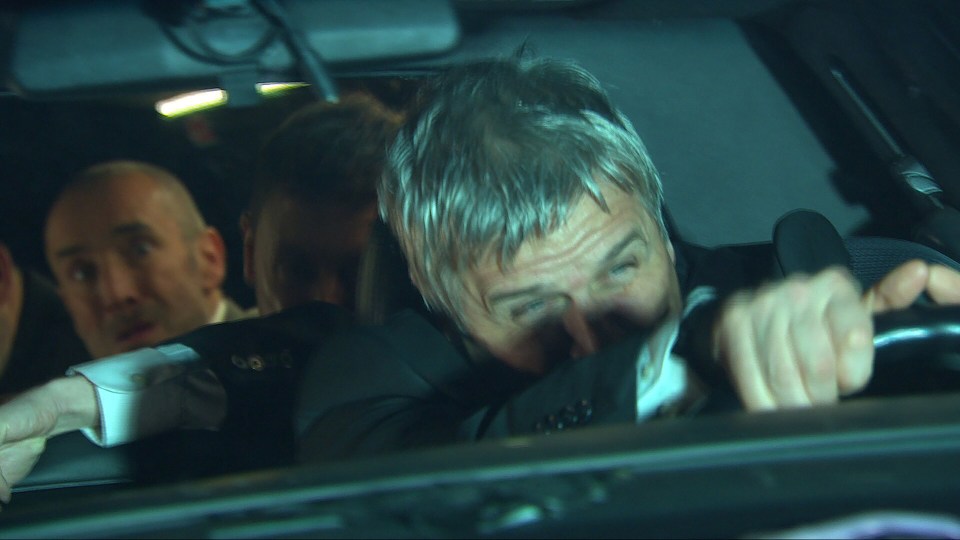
<box><xmin>728</xmin><ymin>329</ymin><xmax>778</xmax><ymax>411</ymax></box>
<box><xmin>791</xmin><ymin>268</ymin><xmax>865</xmax><ymax>401</ymax></box>
<box><xmin>926</xmin><ymin>264</ymin><xmax>960</xmax><ymax>305</ymax></box>
<box><xmin>760</xmin><ymin>306</ymin><xmax>813</xmax><ymax>408</ymax></box>
<box><xmin>864</xmin><ymin>260</ymin><xmax>929</xmax><ymax>313</ymax></box>
<box><xmin>825</xmin><ymin>292</ymin><xmax>874</xmax><ymax>395</ymax></box>
<box><xmin>0</xmin><ymin>385</ymin><xmax>15</xmax><ymax>503</ymax></box>
<box><xmin>716</xmin><ymin>298</ymin><xmax>777</xmax><ymax>411</ymax></box>
<box><xmin>0</xmin><ymin>464</ymin><xmax>9</xmax><ymax>504</ymax></box>
<box><xmin>0</xmin><ymin>437</ymin><xmax>46</xmax><ymax>502</ymax></box>
<box><xmin>788</xmin><ymin>309</ymin><xmax>838</xmax><ymax>405</ymax></box>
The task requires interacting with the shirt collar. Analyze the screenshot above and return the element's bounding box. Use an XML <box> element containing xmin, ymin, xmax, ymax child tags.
<box><xmin>210</xmin><ymin>299</ymin><xmax>228</xmax><ymax>324</ymax></box>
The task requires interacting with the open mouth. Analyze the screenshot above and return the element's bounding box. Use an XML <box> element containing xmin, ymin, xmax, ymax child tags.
<box><xmin>115</xmin><ymin>322</ymin><xmax>158</xmax><ymax>347</ymax></box>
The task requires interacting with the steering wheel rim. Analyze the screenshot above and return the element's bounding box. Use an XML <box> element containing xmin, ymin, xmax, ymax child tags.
<box><xmin>868</xmin><ymin>305</ymin><xmax>960</xmax><ymax>395</ymax></box>
<box><xmin>873</xmin><ymin>305</ymin><xmax>960</xmax><ymax>361</ymax></box>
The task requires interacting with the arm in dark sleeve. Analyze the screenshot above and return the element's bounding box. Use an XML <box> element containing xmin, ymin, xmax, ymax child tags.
<box><xmin>67</xmin><ymin>301</ymin><xmax>353</xmax><ymax>476</ymax></box>
<box><xmin>296</xmin><ymin>310</ymin><xmax>655</xmax><ymax>462</ymax></box>
<box><xmin>177</xmin><ymin>301</ymin><xmax>353</xmax><ymax>466</ymax></box>
<box><xmin>476</xmin><ymin>332</ymin><xmax>649</xmax><ymax>439</ymax></box>
<box><xmin>296</xmin><ymin>310</ymin><xmax>491</xmax><ymax>461</ymax></box>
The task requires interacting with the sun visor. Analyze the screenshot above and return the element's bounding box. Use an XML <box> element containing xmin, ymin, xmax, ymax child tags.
<box><xmin>1</xmin><ymin>0</ymin><xmax>459</xmax><ymax>99</ymax></box>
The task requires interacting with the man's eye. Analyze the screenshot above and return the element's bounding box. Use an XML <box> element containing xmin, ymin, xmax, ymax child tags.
<box><xmin>608</xmin><ymin>258</ymin><xmax>639</xmax><ymax>281</ymax></box>
<box><xmin>511</xmin><ymin>299</ymin><xmax>546</xmax><ymax>319</ymax></box>
<box><xmin>69</xmin><ymin>263</ymin><xmax>96</xmax><ymax>283</ymax></box>
<box><xmin>130</xmin><ymin>239</ymin><xmax>154</xmax><ymax>257</ymax></box>
<box><xmin>510</xmin><ymin>297</ymin><xmax>565</xmax><ymax>323</ymax></box>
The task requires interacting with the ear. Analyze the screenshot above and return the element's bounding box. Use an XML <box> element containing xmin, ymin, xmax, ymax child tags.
<box><xmin>195</xmin><ymin>226</ymin><xmax>227</xmax><ymax>293</ymax></box>
<box><xmin>239</xmin><ymin>212</ymin><xmax>255</xmax><ymax>286</ymax></box>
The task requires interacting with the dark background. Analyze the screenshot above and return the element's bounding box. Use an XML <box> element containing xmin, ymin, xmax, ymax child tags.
<box><xmin>0</xmin><ymin>78</ymin><xmax>418</xmax><ymax>308</ymax></box>
<box><xmin>3</xmin><ymin>0</ymin><xmax>960</xmax><ymax>307</ymax></box>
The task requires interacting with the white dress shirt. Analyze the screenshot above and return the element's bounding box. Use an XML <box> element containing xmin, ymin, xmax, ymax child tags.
<box><xmin>68</xmin><ymin>299</ymin><xmax>232</xmax><ymax>446</ymax></box>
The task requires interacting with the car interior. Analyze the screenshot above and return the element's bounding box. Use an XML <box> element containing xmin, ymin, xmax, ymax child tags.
<box><xmin>1</xmin><ymin>0</ymin><xmax>960</xmax><ymax>537</ymax></box>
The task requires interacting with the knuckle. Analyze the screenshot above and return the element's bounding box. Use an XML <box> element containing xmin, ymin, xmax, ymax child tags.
<box><xmin>783</xmin><ymin>280</ymin><xmax>811</xmax><ymax>305</ymax></box>
<box><xmin>766</xmin><ymin>359</ymin><xmax>796</xmax><ymax>396</ymax></box>
<box><xmin>721</xmin><ymin>295</ymin><xmax>752</xmax><ymax>329</ymax></box>
<box><xmin>764</xmin><ymin>277</ymin><xmax>817</xmax><ymax>310</ymax></box>
<box><xmin>723</xmin><ymin>304</ymin><xmax>748</xmax><ymax>329</ymax></box>
<box><xmin>840</xmin><ymin>351</ymin><xmax>874</xmax><ymax>391</ymax></box>
<box><xmin>752</xmin><ymin>287</ymin><xmax>781</xmax><ymax>314</ymax></box>
<box><xmin>807</xmin><ymin>353</ymin><xmax>836</xmax><ymax>382</ymax></box>
<box><xmin>820</xmin><ymin>267</ymin><xmax>857</xmax><ymax>291</ymax></box>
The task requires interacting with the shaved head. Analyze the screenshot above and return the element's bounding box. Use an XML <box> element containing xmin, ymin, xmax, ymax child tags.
<box><xmin>64</xmin><ymin>161</ymin><xmax>207</xmax><ymax>240</ymax></box>
<box><xmin>45</xmin><ymin>160</ymin><xmax>227</xmax><ymax>358</ymax></box>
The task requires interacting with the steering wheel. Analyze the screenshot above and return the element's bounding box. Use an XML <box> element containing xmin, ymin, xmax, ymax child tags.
<box><xmin>874</xmin><ymin>305</ymin><xmax>960</xmax><ymax>357</ymax></box>
<box><xmin>868</xmin><ymin>305</ymin><xmax>960</xmax><ymax>394</ymax></box>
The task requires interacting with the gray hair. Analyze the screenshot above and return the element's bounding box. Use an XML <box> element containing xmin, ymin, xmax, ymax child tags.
<box><xmin>379</xmin><ymin>57</ymin><xmax>666</xmax><ymax>323</ymax></box>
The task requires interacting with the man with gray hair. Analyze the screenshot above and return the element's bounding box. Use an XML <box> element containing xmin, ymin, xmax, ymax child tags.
<box><xmin>300</xmin><ymin>55</ymin><xmax>960</xmax><ymax>452</ymax></box>
<box><xmin>381</xmin><ymin>57</ymin><xmax>678</xmax><ymax>375</ymax></box>
<box><xmin>384</xmin><ymin>56</ymin><xmax>951</xmax><ymax>390</ymax></box>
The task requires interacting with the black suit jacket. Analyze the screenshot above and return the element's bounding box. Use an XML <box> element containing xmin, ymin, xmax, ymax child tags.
<box><xmin>121</xmin><ymin>301</ymin><xmax>353</xmax><ymax>480</ymax></box>
<box><xmin>293</xmin><ymin>241</ymin><xmax>775</xmax><ymax>463</ymax></box>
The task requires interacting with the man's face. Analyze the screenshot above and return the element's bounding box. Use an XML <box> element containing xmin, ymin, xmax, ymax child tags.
<box><xmin>459</xmin><ymin>185</ymin><xmax>683</xmax><ymax>374</ymax></box>
<box><xmin>244</xmin><ymin>192</ymin><xmax>377</xmax><ymax>315</ymax></box>
<box><xmin>45</xmin><ymin>174</ymin><xmax>221</xmax><ymax>358</ymax></box>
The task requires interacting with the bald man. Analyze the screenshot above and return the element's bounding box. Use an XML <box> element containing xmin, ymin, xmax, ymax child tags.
<box><xmin>44</xmin><ymin>161</ymin><xmax>247</xmax><ymax>359</ymax></box>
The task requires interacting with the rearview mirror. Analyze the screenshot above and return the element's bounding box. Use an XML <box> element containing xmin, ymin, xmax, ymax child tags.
<box><xmin>1</xmin><ymin>0</ymin><xmax>459</xmax><ymax>99</ymax></box>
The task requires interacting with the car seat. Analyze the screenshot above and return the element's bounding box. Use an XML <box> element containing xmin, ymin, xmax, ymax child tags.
<box><xmin>846</xmin><ymin>236</ymin><xmax>960</xmax><ymax>288</ymax></box>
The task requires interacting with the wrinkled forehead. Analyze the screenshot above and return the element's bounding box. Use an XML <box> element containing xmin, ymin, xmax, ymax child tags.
<box><xmin>45</xmin><ymin>175</ymin><xmax>181</xmax><ymax>251</ymax></box>
<box><xmin>461</xmin><ymin>179</ymin><xmax>655</xmax><ymax>271</ymax></box>
<box><xmin>480</xmin><ymin>184</ymin><xmax>656</xmax><ymax>269</ymax></box>
<box><xmin>52</xmin><ymin>173</ymin><xmax>170</xmax><ymax>219</ymax></box>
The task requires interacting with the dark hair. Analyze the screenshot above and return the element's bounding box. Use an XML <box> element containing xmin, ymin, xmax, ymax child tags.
<box><xmin>248</xmin><ymin>92</ymin><xmax>404</xmax><ymax>222</ymax></box>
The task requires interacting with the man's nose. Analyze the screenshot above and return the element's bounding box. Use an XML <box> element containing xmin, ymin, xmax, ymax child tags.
<box><xmin>96</xmin><ymin>258</ymin><xmax>140</xmax><ymax>309</ymax></box>
<box><xmin>561</xmin><ymin>303</ymin><xmax>600</xmax><ymax>359</ymax></box>
<box><xmin>560</xmin><ymin>299</ymin><xmax>638</xmax><ymax>359</ymax></box>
